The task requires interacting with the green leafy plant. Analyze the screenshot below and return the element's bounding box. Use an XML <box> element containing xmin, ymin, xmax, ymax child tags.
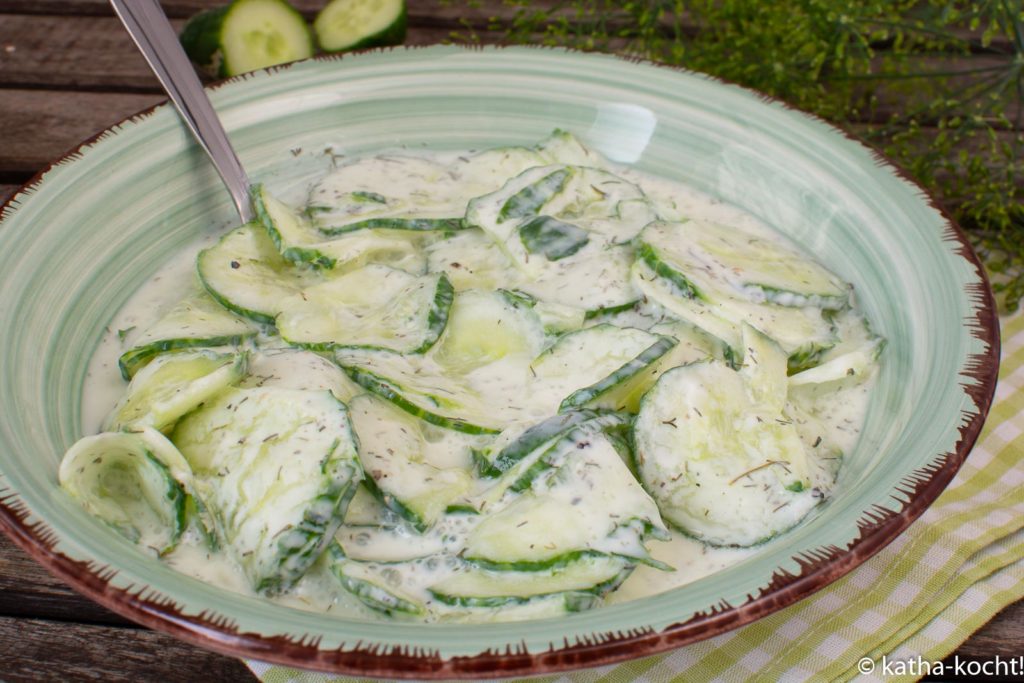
<box><xmin>453</xmin><ymin>0</ymin><xmax>1023</xmax><ymax>311</ymax></box>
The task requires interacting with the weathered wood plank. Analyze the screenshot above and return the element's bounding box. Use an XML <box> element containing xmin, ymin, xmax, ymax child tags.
<box><xmin>0</xmin><ymin>534</ymin><xmax>128</xmax><ymax>625</ymax></box>
<box><xmin>0</xmin><ymin>89</ymin><xmax>162</xmax><ymax>174</ymax></box>
<box><xmin>0</xmin><ymin>0</ymin><xmax>537</xmax><ymax>21</ymax></box>
<box><xmin>0</xmin><ymin>614</ymin><xmax>256</xmax><ymax>682</ymax></box>
<box><xmin>0</xmin><ymin>14</ymin><xmax>484</xmax><ymax>91</ymax></box>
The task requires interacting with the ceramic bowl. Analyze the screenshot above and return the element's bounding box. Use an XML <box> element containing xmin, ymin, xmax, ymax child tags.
<box><xmin>0</xmin><ymin>46</ymin><xmax>998</xmax><ymax>677</ymax></box>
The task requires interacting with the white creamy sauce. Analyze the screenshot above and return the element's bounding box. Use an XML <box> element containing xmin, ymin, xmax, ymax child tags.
<box><xmin>78</xmin><ymin>141</ymin><xmax>877</xmax><ymax>621</ymax></box>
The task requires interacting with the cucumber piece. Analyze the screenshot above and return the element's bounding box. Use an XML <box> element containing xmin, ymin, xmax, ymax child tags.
<box><xmin>308</xmin><ymin>155</ymin><xmax>469</xmax><ymax>234</ymax></box>
<box><xmin>335</xmin><ymin>523</ymin><xmax>450</xmax><ymax>562</ymax></box>
<box><xmin>466</xmin><ymin>164</ymin><xmax>655</xmax><ymax>278</ymax></box>
<box><xmin>59</xmin><ymin>430</ymin><xmax>188</xmax><ymax>554</ymax></box>
<box><xmin>254</xmin><ymin>184</ymin><xmax>336</xmax><ymax>269</ymax></box>
<box><xmin>348</xmin><ymin>394</ymin><xmax>473</xmax><ymax>530</ymax></box>
<box><xmin>739</xmin><ymin>322</ymin><xmax>789</xmax><ymax>415</ymax></box>
<box><xmin>172</xmin><ymin>387</ymin><xmax>363</xmax><ymax>594</ymax></box>
<box><xmin>181</xmin><ymin>0</ymin><xmax>314</xmax><ymax>77</ymax></box>
<box><xmin>632</xmin><ymin>259</ymin><xmax>836</xmax><ymax>362</ymax></box>
<box><xmin>277</xmin><ymin>265</ymin><xmax>453</xmax><ymax>354</ymax></box>
<box><xmin>518</xmin><ymin>215</ymin><xmax>590</xmax><ymax>261</ymax></box>
<box><xmin>104</xmin><ymin>350</ymin><xmax>247</xmax><ymax>433</ymax></box>
<box><xmin>639</xmin><ymin>220</ymin><xmax>849</xmax><ymax>309</ymax></box>
<box><xmin>326</xmin><ymin>546</ymin><xmax>425</xmax><ymax>616</ymax></box>
<box><xmin>240</xmin><ymin>348</ymin><xmax>363</xmax><ymax>402</ymax></box>
<box><xmin>634</xmin><ymin>361</ymin><xmax>820</xmax><ymax>547</ymax></box>
<box><xmin>533</xmin><ymin>129</ymin><xmax>610</xmax><ymax>168</ymax></box>
<box><xmin>480</xmin><ymin>409</ymin><xmax>613</xmax><ymax>476</ymax></box>
<box><xmin>118</xmin><ymin>292</ymin><xmax>258</xmax><ymax>379</ymax></box>
<box><xmin>530</xmin><ymin>324</ymin><xmax>673</xmax><ymax>412</ymax></box>
<box><xmin>592</xmin><ymin>319</ymin><xmax>725</xmax><ymax>414</ymax></box>
<box><xmin>342</xmin><ymin>483</ymin><xmax>394</xmax><ymax>526</ymax></box>
<box><xmin>198</xmin><ymin>223</ymin><xmax>319</xmax><ymax>324</ymax></box>
<box><xmin>464</xmin><ymin>431</ymin><xmax>666</xmax><ymax>566</ymax></box>
<box><xmin>314</xmin><ymin>0</ymin><xmax>407</xmax><ymax>53</ymax></box>
<box><xmin>431</xmin><ymin>289</ymin><xmax>547</xmax><ymax>374</ymax></box>
<box><xmin>429</xmin><ymin>554</ymin><xmax>631</xmax><ymax>608</ymax></box>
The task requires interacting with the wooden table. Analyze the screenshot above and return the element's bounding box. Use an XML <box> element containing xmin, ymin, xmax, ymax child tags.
<box><xmin>0</xmin><ymin>2</ymin><xmax>1021</xmax><ymax>680</ymax></box>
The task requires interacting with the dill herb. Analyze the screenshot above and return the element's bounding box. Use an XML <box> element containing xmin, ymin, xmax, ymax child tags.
<box><xmin>452</xmin><ymin>1</ymin><xmax>1023</xmax><ymax>311</ymax></box>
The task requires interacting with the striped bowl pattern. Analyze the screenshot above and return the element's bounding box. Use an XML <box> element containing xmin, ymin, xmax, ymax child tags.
<box><xmin>0</xmin><ymin>46</ymin><xmax>998</xmax><ymax>677</ymax></box>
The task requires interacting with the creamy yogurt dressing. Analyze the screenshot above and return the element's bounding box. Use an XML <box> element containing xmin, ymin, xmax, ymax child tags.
<box><xmin>79</xmin><ymin>146</ymin><xmax>875</xmax><ymax>620</ymax></box>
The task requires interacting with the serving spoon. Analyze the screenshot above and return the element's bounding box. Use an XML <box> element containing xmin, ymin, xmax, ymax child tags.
<box><xmin>109</xmin><ymin>0</ymin><xmax>255</xmax><ymax>223</ymax></box>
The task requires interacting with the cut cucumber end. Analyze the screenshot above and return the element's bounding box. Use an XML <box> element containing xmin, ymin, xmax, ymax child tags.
<box><xmin>219</xmin><ymin>0</ymin><xmax>314</xmax><ymax>76</ymax></box>
<box><xmin>314</xmin><ymin>0</ymin><xmax>407</xmax><ymax>53</ymax></box>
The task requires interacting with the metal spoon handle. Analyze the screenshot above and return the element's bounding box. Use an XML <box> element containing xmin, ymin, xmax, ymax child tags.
<box><xmin>110</xmin><ymin>0</ymin><xmax>254</xmax><ymax>223</ymax></box>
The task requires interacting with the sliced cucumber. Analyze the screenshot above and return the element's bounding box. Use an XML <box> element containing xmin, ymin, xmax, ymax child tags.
<box><xmin>314</xmin><ymin>0</ymin><xmax>407</xmax><ymax>53</ymax></box>
<box><xmin>104</xmin><ymin>350</ymin><xmax>247</xmax><ymax>433</ymax></box>
<box><xmin>530</xmin><ymin>324</ymin><xmax>673</xmax><ymax>412</ymax></box>
<box><xmin>466</xmin><ymin>164</ymin><xmax>654</xmax><ymax>277</ymax></box>
<box><xmin>308</xmin><ymin>155</ymin><xmax>468</xmax><ymax>233</ymax></box>
<box><xmin>431</xmin><ymin>289</ymin><xmax>547</xmax><ymax>374</ymax></box>
<box><xmin>429</xmin><ymin>554</ymin><xmax>631</xmax><ymax>608</ymax></box>
<box><xmin>181</xmin><ymin>0</ymin><xmax>314</xmax><ymax>77</ymax></box>
<box><xmin>464</xmin><ymin>431</ymin><xmax>666</xmax><ymax>566</ymax></box>
<box><xmin>348</xmin><ymin>394</ymin><xmax>473</xmax><ymax>530</ymax></box>
<box><xmin>639</xmin><ymin>220</ymin><xmax>849</xmax><ymax>309</ymax></box>
<box><xmin>533</xmin><ymin>129</ymin><xmax>610</xmax><ymax>168</ymax></box>
<box><xmin>634</xmin><ymin>361</ymin><xmax>819</xmax><ymax>547</ymax></box>
<box><xmin>59</xmin><ymin>430</ymin><xmax>188</xmax><ymax>554</ymax></box>
<box><xmin>632</xmin><ymin>259</ymin><xmax>836</xmax><ymax>362</ymax></box>
<box><xmin>118</xmin><ymin>292</ymin><xmax>258</xmax><ymax>380</ymax></box>
<box><xmin>240</xmin><ymin>348</ymin><xmax>363</xmax><ymax>402</ymax></box>
<box><xmin>254</xmin><ymin>184</ymin><xmax>335</xmax><ymax>269</ymax></box>
<box><xmin>197</xmin><ymin>223</ymin><xmax>318</xmax><ymax>324</ymax></box>
<box><xmin>739</xmin><ymin>322</ymin><xmax>789</xmax><ymax>415</ymax></box>
<box><xmin>172</xmin><ymin>387</ymin><xmax>363</xmax><ymax>594</ymax></box>
<box><xmin>326</xmin><ymin>546</ymin><xmax>425</xmax><ymax>616</ymax></box>
<box><xmin>277</xmin><ymin>265</ymin><xmax>453</xmax><ymax>354</ymax></box>
<box><xmin>335</xmin><ymin>523</ymin><xmax>451</xmax><ymax>562</ymax></box>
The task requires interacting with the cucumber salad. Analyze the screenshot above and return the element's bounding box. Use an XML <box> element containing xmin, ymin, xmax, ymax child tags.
<box><xmin>66</xmin><ymin>131</ymin><xmax>882</xmax><ymax>622</ymax></box>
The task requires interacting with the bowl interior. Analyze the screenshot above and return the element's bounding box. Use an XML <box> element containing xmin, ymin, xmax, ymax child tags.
<box><xmin>0</xmin><ymin>46</ymin><xmax>994</xmax><ymax>671</ymax></box>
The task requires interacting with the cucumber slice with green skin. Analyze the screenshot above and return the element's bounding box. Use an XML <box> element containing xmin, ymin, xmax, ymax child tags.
<box><xmin>639</xmin><ymin>220</ymin><xmax>850</xmax><ymax>309</ymax></box>
<box><xmin>118</xmin><ymin>292</ymin><xmax>258</xmax><ymax>380</ymax></box>
<box><xmin>309</xmin><ymin>155</ymin><xmax>485</xmax><ymax>234</ymax></box>
<box><xmin>342</xmin><ymin>483</ymin><xmax>395</xmax><ymax>526</ymax></box>
<box><xmin>326</xmin><ymin>546</ymin><xmax>425</xmax><ymax>616</ymax></box>
<box><xmin>518</xmin><ymin>215</ymin><xmax>590</xmax><ymax>261</ymax></box>
<box><xmin>739</xmin><ymin>322</ymin><xmax>790</xmax><ymax>415</ymax></box>
<box><xmin>277</xmin><ymin>265</ymin><xmax>453</xmax><ymax>354</ymax></box>
<box><xmin>529</xmin><ymin>324</ymin><xmax>673</xmax><ymax>412</ymax></box>
<box><xmin>198</xmin><ymin>223</ymin><xmax>319</xmax><ymax>325</ymax></box>
<box><xmin>533</xmin><ymin>129</ymin><xmax>610</xmax><ymax>169</ymax></box>
<box><xmin>314</xmin><ymin>0</ymin><xmax>407</xmax><ymax>53</ymax></box>
<box><xmin>181</xmin><ymin>0</ymin><xmax>314</xmax><ymax>77</ymax></box>
<box><xmin>464</xmin><ymin>431</ymin><xmax>667</xmax><ymax>566</ymax></box>
<box><xmin>632</xmin><ymin>259</ymin><xmax>836</xmax><ymax>362</ymax></box>
<box><xmin>172</xmin><ymin>387</ymin><xmax>363</xmax><ymax>594</ymax></box>
<box><xmin>593</xmin><ymin>319</ymin><xmax>726</xmax><ymax>414</ymax></box>
<box><xmin>634</xmin><ymin>361</ymin><xmax>820</xmax><ymax>548</ymax></box>
<box><xmin>103</xmin><ymin>351</ymin><xmax>247</xmax><ymax>433</ymax></box>
<box><xmin>319</xmin><ymin>217</ymin><xmax>464</xmax><ymax>236</ymax></box>
<box><xmin>59</xmin><ymin>430</ymin><xmax>188</xmax><ymax>555</ymax></box>
<box><xmin>240</xmin><ymin>348</ymin><xmax>363</xmax><ymax>402</ymax></box>
<box><xmin>467</xmin><ymin>164</ymin><xmax>655</xmax><ymax>279</ymax></box>
<box><xmin>429</xmin><ymin>554</ymin><xmax>632</xmax><ymax>608</ymax></box>
<box><xmin>348</xmin><ymin>394</ymin><xmax>474</xmax><ymax>531</ymax></box>
<box><xmin>335</xmin><ymin>523</ymin><xmax>451</xmax><ymax>562</ymax></box>
<box><xmin>341</xmin><ymin>362</ymin><xmax>504</xmax><ymax>435</ymax></box>
<box><xmin>481</xmin><ymin>409</ymin><xmax>615</xmax><ymax>476</ymax></box>
<box><xmin>255</xmin><ymin>185</ymin><xmax>429</xmax><ymax>272</ymax></box>
<box><xmin>254</xmin><ymin>184</ymin><xmax>336</xmax><ymax>269</ymax></box>
<box><xmin>431</xmin><ymin>289</ymin><xmax>548</xmax><ymax>374</ymax></box>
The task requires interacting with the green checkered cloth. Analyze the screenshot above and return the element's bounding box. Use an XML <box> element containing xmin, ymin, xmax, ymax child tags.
<box><xmin>248</xmin><ymin>311</ymin><xmax>1024</xmax><ymax>683</ymax></box>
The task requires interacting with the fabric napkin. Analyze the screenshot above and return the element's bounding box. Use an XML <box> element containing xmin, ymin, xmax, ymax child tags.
<box><xmin>247</xmin><ymin>311</ymin><xmax>1024</xmax><ymax>683</ymax></box>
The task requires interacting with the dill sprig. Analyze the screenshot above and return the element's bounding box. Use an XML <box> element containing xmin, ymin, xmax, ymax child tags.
<box><xmin>453</xmin><ymin>0</ymin><xmax>1024</xmax><ymax>311</ymax></box>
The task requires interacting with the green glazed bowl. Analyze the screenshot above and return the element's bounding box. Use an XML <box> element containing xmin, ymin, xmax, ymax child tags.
<box><xmin>0</xmin><ymin>46</ymin><xmax>999</xmax><ymax>677</ymax></box>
